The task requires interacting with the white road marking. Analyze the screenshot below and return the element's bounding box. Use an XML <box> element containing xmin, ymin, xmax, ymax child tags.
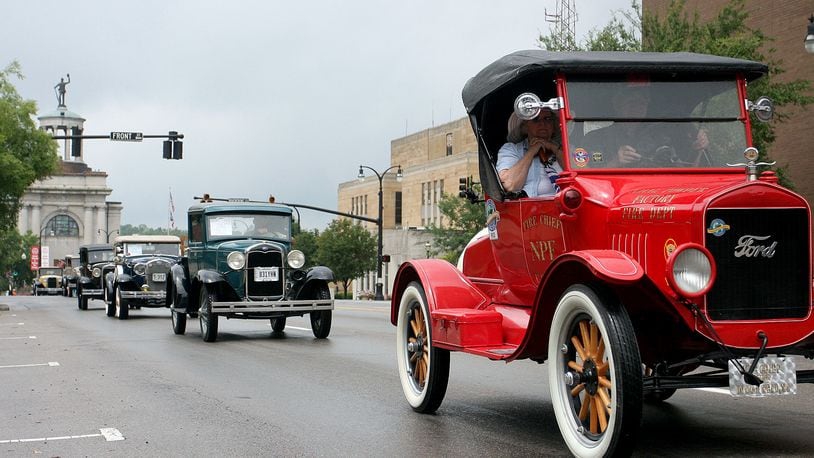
<box><xmin>0</xmin><ymin>336</ymin><xmax>36</xmax><ymax>340</ymax></box>
<box><xmin>694</xmin><ymin>387</ymin><xmax>731</xmax><ymax>395</ymax></box>
<box><xmin>0</xmin><ymin>322</ymin><xmax>25</xmax><ymax>326</ymax></box>
<box><xmin>286</xmin><ymin>326</ymin><xmax>310</xmax><ymax>332</ymax></box>
<box><xmin>0</xmin><ymin>361</ymin><xmax>59</xmax><ymax>369</ymax></box>
<box><xmin>0</xmin><ymin>428</ymin><xmax>124</xmax><ymax>444</ymax></box>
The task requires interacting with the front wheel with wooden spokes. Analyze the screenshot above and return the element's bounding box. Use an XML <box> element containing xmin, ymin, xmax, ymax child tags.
<box><xmin>396</xmin><ymin>281</ymin><xmax>449</xmax><ymax>413</ymax></box>
<box><xmin>548</xmin><ymin>284</ymin><xmax>642</xmax><ymax>458</ymax></box>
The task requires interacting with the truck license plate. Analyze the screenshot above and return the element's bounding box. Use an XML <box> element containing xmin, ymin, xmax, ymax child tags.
<box><xmin>728</xmin><ymin>356</ymin><xmax>796</xmax><ymax>397</ymax></box>
<box><xmin>152</xmin><ymin>273</ymin><xmax>166</xmax><ymax>282</ymax></box>
<box><xmin>254</xmin><ymin>267</ymin><xmax>278</xmax><ymax>282</ymax></box>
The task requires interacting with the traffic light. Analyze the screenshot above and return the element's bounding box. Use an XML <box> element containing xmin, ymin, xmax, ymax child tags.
<box><xmin>458</xmin><ymin>176</ymin><xmax>470</xmax><ymax>198</ymax></box>
<box><xmin>163</xmin><ymin>131</ymin><xmax>183</xmax><ymax>160</ymax></box>
<box><xmin>71</xmin><ymin>127</ymin><xmax>83</xmax><ymax>157</ymax></box>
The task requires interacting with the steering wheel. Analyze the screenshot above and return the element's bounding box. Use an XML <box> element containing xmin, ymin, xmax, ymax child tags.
<box><xmin>640</xmin><ymin>145</ymin><xmax>677</xmax><ymax>167</ymax></box>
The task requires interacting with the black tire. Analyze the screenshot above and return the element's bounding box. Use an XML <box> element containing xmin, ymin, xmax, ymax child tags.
<box><xmin>106</xmin><ymin>287</ymin><xmax>116</xmax><ymax>317</ymax></box>
<box><xmin>548</xmin><ymin>284</ymin><xmax>643</xmax><ymax>458</ymax></box>
<box><xmin>270</xmin><ymin>316</ymin><xmax>286</xmax><ymax>332</ymax></box>
<box><xmin>79</xmin><ymin>295</ymin><xmax>88</xmax><ymax>311</ymax></box>
<box><xmin>395</xmin><ymin>281</ymin><xmax>450</xmax><ymax>414</ymax></box>
<box><xmin>115</xmin><ymin>286</ymin><xmax>129</xmax><ymax>320</ymax></box>
<box><xmin>309</xmin><ymin>285</ymin><xmax>332</xmax><ymax>339</ymax></box>
<box><xmin>77</xmin><ymin>288</ymin><xmax>84</xmax><ymax>310</ymax></box>
<box><xmin>169</xmin><ymin>285</ymin><xmax>186</xmax><ymax>335</ymax></box>
<box><xmin>199</xmin><ymin>285</ymin><xmax>219</xmax><ymax>342</ymax></box>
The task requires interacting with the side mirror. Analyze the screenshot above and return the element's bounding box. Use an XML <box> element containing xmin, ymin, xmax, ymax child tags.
<box><xmin>748</xmin><ymin>96</ymin><xmax>774</xmax><ymax>122</ymax></box>
<box><xmin>514</xmin><ymin>93</ymin><xmax>561</xmax><ymax>120</ymax></box>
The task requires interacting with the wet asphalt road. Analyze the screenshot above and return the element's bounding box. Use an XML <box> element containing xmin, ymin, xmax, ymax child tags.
<box><xmin>1</xmin><ymin>295</ymin><xmax>812</xmax><ymax>457</ymax></box>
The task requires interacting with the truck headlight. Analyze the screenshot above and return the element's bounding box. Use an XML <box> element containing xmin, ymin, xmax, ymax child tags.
<box><xmin>133</xmin><ymin>263</ymin><xmax>147</xmax><ymax>276</ymax></box>
<box><xmin>666</xmin><ymin>243</ymin><xmax>716</xmax><ymax>298</ymax></box>
<box><xmin>287</xmin><ymin>250</ymin><xmax>305</xmax><ymax>269</ymax></box>
<box><xmin>92</xmin><ymin>267</ymin><xmax>101</xmax><ymax>278</ymax></box>
<box><xmin>227</xmin><ymin>252</ymin><xmax>246</xmax><ymax>270</ymax></box>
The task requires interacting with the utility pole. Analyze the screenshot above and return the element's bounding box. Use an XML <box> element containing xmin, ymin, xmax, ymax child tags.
<box><xmin>545</xmin><ymin>0</ymin><xmax>578</xmax><ymax>51</ymax></box>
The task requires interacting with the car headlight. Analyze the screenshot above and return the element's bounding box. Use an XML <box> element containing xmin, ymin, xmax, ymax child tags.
<box><xmin>133</xmin><ymin>263</ymin><xmax>147</xmax><ymax>276</ymax></box>
<box><xmin>92</xmin><ymin>267</ymin><xmax>101</xmax><ymax>278</ymax></box>
<box><xmin>287</xmin><ymin>250</ymin><xmax>305</xmax><ymax>269</ymax></box>
<box><xmin>227</xmin><ymin>251</ymin><xmax>246</xmax><ymax>270</ymax></box>
<box><xmin>666</xmin><ymin>243</ymin><xmax>716</xmax><ymax>298</ymax></box>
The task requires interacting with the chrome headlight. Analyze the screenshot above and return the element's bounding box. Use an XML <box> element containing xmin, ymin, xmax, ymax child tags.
<box><xmin>92</xmin><ymin>267</ymin><xmax>101</xmax><ymax>278</ymax></box>
<box><xmin>666</xmin><ymin>243</ymin><xmax>716</xmax><ymax>298</ymax></box>
<box><xmin>287</xmin><ymin>250</ymin><xmax>305</xmax><ymax>269</ymax></box>
<box><xmin>227</xmin><ymin>251</ymin><xmax>246</xmax><ymax>270</ymax></box>
<box><xmin>133</xmin><ymin>263</ymin><xmax>147</xmax><ymax>276</ymax></box>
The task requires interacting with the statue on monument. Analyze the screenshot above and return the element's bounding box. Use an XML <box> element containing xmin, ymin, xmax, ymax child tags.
<box><xmin>54</xmin><ymin>74</ymin><xmax>70</xmax><ymax>107</ymax></box>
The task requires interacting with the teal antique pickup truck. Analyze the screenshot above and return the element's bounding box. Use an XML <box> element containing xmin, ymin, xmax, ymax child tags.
<box><xmin>167</xmin><ymin>197</ymin><xmax>335</xmax><ymax>342</ymax></box>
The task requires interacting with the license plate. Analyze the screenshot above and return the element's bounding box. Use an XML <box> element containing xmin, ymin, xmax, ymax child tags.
<box><xmin>254</xmin><ymin>267</ymin><xmax>279</xmax><ymax>282</ymax></box>
<box><xmin>728</xmin><ymin>356</ymin><xmax>796</xmax><ymax>397</ymax></box>
<box><xmin>152</xmin><ymin>272</ymin><xmax>166</xmax><ymax>282</ymax></box>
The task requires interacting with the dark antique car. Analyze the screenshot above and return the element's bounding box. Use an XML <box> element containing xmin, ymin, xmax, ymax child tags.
<box><xmin>33</xmin><ymin>267</ymin><xmax>63</xmax><ymax>296</ymax></box>
<box><xmin>104</xmin><ymin>235</ymin><xmax>181</xmax><ymax>319</ymax></box>
<box><xmin>60</xmin><ymin>254</ymin><xmax>79</xmax><ymax>297</ymax></box>
<box><xmin>76</xmin><ymin>244</ymin><xmax>114</xmax><ymax>310</ymax></box>
<box><xmin>168</xmin><ymin>198</ymin><xmax>334</xmax><ymax>342</ymax></box>
<box><xmin>390</xmin><ymin>51</ymin><xmax>814</xmax><ymax>457</ymax></box>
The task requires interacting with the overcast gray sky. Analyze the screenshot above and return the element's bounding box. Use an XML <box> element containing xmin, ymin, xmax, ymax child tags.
<box><xmin>2</xmin><ymin>0</ymin><xmax>631</xmax><ymax>230</ymax></box>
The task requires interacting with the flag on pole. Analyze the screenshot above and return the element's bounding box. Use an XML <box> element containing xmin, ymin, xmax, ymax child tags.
<box><xmin>169</xmin><ymin>188</ymin><xmax>176</xmax><ymax>230</ymax></box>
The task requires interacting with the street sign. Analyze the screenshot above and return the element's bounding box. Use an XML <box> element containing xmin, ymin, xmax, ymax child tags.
<box><xmin>30</xmin><ymin>246</ymin><xmax>39</xmax><ymax>271</ymax></box>
<box><xmin>109</xmin><ymin>131</ymin><xmax>143</xmax><ymax>142</ymax></box>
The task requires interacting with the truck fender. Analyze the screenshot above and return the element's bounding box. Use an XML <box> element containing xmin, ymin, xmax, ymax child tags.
<box><xmin>197</xmin><ymin>269</ymin><xmax>226</xmax><ymax>285</ymax></box>
<box><xmin>389</xmin><ymin>259</ymin><xmax>490</xmax><ymax>326</ymax></box>
<box><xmin>510</xmin><ymin>250</ymin><xmax>644</xmax><ymax>362</ymax></box>
<box><xmin>306</xmin><ymin>266</ymin><xmax>334</xmax><ymax>282</ymax></box>
<box><xmin>168</xmin><ymin>263</ymin><xmax>191</xmax><ymax>312</ymax></box>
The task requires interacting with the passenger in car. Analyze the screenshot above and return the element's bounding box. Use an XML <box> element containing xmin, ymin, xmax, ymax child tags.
<box><xmin>496</xmin><ymin>108</ymin><xmax>563</xmax><ymax>197</ymax></box>
<box><xmin>583</xmin><ymin>81</ymin><xmax>709</xmax><ymax>167</ymax></box>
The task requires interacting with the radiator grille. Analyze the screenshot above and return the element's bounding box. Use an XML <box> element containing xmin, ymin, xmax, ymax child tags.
<box><xmin>145</xmin><ymin>260</ymin><xmax>171</xmax><ymax>291</ymax></box>
<box><xmin>246</xmin><ymin>250</ymin><xmax>284</xmax><ymax>298</ymax></box>
<box><xmin>705</xmin><ymin>208</ymin><xmax>810</xmax><ymax>320</ymax></box>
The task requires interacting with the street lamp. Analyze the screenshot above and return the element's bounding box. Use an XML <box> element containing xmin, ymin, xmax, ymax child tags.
<box><xmin>425</xmin><ymin>241</ymin><xmax>432</xmax><ymax>259</ymax></box>
<box><xmin>806</xmin><ymin>14</ymin><xmax>814</xmax><ymax>54</ymax></box>
<box><xmin>98</xmin><ymin>228</ymin><xmax>119</xmax><ymax>243</ymax></box>
<box><xmin>357</xmin><ymin>164</ymin><xmax>403</xmax><ymax>300</ymax></box>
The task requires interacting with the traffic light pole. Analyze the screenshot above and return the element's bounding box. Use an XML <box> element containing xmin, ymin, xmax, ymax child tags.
<box><xmin>49</xmin><ymin>131</ymin><xmax>185</xmax><ymax>159</ymax></box>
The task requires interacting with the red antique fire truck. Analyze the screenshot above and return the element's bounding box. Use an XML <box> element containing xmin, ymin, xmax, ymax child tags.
<box><xmin>390</xmin><ymin>51</ymin><xmax>814</xmax><ymax>457</ymax></box>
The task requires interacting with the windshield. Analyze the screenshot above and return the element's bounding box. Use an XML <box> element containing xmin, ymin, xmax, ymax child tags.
<box><xmin>206</xmin><ymin>213</ymin><xmax>291</xmax><ymax>240</ymax></box>
<box><xmin>40</xmin><ymin>268</ymin><xmax>62</xmax><ymax>276</ymax></box>
<box><xmin>122</xmin><ymin>243</ymin><xmax>181</xmax><ymax>256</ymax></box>
<box><xmin>565</xmin><ymin>76</ymin><xmax>748</xmax><ymax>169</ymax></box>
<box><xmin>88</xmin><ymin>250</ymin><xmax>114</xmax><ymax>263</ymax></box>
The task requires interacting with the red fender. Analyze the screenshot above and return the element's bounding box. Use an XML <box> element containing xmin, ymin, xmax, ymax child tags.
<box><xmin>509</xmin><ymin>250</ymin><xmax>643</xmax><ymax>361</ymax></box>
<box><xmin>390</xmin><ymin>259</ymin><xmax>490</xmax><ymax>325</ymax></box>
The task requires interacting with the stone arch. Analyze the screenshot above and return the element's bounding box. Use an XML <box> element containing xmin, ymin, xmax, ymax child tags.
<box><xmin>42</xmin><ymin>213</ymin><xmax>81</xmax><ymax>237</ymax></box>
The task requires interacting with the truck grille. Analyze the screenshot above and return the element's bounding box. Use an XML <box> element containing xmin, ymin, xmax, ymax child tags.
<box><xmin>705</xmin><ymin>208</ymin><xmax>810</xmax><ymax>320</ymax></box>
<box><xmin>47</xmin><ymin>278</ymin><xmax>57</xmax><ymax>288</ymax></box>
<box><xmin>145</xmin><ymin>260</ymin><xmax>171</xmax><ymax>291</ymax></box>
<box><xmin>246</xmin><ymin>250</ymin><xmax>284</xmax><ymax>299</ymax></box>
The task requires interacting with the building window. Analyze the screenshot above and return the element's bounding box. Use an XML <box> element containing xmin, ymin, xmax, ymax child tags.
<box><xmin>44</xmin><ymin>215</ymin><xmax>79</xmax><ymax>237</ymax></box>
<box><xmin>394</xmin><ymin>192</ymin><xmax>402</xmax><ymax>226</ymax></box>
<box><xmin>446</xmin><ymin>133</ymin><xmax>453</xmax><ymax>156</ymax></box>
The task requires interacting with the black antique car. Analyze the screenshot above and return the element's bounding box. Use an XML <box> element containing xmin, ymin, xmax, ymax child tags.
<box><xmin>168</xmin><ymin>198</ymin><xmax>334</xmax><ymax>342</ymax></box>
<box><xmin>77</xmin><ymin>244</ymin><xmax>114</xmax><ymax>310</ymax></box>
<box><xmin>60</xmin><ymin>255</ymin><xmax>79</xmax><ymax>297</ymax></box>
<box><xmin>104</xmin><ymin>235</ymin><xmax>182</xmax><ymax>319</ymax></box>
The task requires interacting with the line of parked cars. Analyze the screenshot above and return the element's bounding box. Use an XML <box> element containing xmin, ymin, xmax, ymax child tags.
<box><xmin>71</xmin><ymin>198</ymin><xmax>335</xmax><ymax>342</ymax></box>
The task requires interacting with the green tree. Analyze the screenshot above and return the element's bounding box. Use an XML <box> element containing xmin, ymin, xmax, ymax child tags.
<box><xmin>119</xmin><ymin>223</ymin><xmax>185</xmax><ymax>237</ymax></box>
<box><xmin>316</xmin><ymin>219</ymin><xmax>376</xmax><ymax>294</ymax></box>
<box><xmin>428</xmin><ymin>188</ymin><xmax>485</xmax><ymax>263</ymax></box>
<box><xmin>537</xmin><ymin>0</ymin><xmax>813</xmax><ymax>187</ymax></box>
<box><xmin>0</xmin><ymin>61</ymin><xmax>60</xmax><ymax>231</ymax></box>
<box><xmin>0</xmin><ymin>228</ymin><xmax>37</xmax><ymax>293</ymax></box>
<box><xmin>292</xmin><ymin>228</ymin><xmax>320</xmax><ymax>269</ymax></box>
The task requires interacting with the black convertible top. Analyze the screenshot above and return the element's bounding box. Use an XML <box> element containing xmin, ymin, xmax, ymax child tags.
<box><xmin>462</xmin><ymin>50</ymin><xmax>768</xmax><ymax>113</ymax></box>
